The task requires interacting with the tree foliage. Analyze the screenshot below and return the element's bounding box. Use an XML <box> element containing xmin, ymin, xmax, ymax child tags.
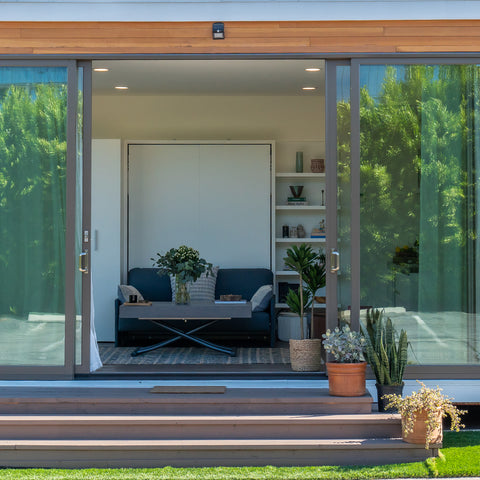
<box><xmin>338</xmin><ymin>64</ymin><xmax>478</xmax><ymax>311</ymax></box>
<box><xmin>0</xmin><ymin>84</ymin><xmax>67</xmax><ymax>316</ymax></box>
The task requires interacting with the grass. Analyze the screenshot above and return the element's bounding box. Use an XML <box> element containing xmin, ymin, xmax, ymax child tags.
<box><xmin>0</xmin><ymin>431</ymin><xmax>478</xmax><ymax>479</ymax></box>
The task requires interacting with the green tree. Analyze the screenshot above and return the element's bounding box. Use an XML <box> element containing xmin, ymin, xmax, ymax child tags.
<box><xmin>0</xmin><ymin>83</ymin><xmax>67</xmax><ymax>317</ymax></box>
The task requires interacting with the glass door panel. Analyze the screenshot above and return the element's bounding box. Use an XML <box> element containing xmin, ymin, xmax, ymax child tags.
<box><xmin>326</xmin><ymin>61</ymin><xmax>352</xmax><ymax>332</ymax></box>
<box><xmin>0</xmin><ymin>63</ymin><xmax>77</xmax><ymax>374</ymax></box>
<box><xmin>356</xmin><ymin>62</ymin><xmax>480</xmax><ymax>365</ymax></box>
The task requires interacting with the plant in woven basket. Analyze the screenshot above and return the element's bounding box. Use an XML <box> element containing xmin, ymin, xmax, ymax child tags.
<box><xmin>283</xmin><ymin>244</ymin><xmax>324</xmax><ymax>371</ymax></box>
<box><xmin>283</xmin><ymin>244</ymin><xmax>323</xmax><ymax>340</ymax></box>
<box><xmin>383</xmin><ymin>381</ymin><xmax>466</xmax><ymax>448</ymax></box>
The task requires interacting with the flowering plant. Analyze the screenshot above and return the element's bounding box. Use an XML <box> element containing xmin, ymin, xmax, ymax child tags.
<box><xmin>322</xmin><ymin>325</ymin><xmax>366</xmax><ymax>363</ymax></box>
<box><xmin>151</xmin><ymin>245</ymin><xmax>213</xmax><ymax>284</ymax></box>
<box><xmin>383</xmin><ymin>381</ymin><xmax>466</xmax><ymax>449</ymax></box>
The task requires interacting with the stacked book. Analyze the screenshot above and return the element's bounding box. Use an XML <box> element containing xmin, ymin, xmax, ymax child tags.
<box><xmin>287</xmin><ymin>196</ymin><xmax>309</xmax><ymax>206</ymax></box>
<box><xmin>311</xmin><ymin>227</ymin><xmax>326</xmax><ymax>239</ymax></box>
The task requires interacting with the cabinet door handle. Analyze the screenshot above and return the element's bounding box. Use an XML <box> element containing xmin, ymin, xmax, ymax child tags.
<box><xmin>330</xmin><ymin>249</ymin><xmax>340</xmax><ymax>273</ymax></box>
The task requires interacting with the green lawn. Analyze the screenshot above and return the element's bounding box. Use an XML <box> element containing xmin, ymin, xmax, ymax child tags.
<box><xmin>0</xmin><ymin>431</ymin><xmax>478</xmax><ymax>480</ymax></box>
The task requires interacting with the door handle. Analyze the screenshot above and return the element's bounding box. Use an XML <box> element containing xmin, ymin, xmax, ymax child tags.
<box><xmin>79</xmin><ymin>251</ymin><xmax>89</xmax><ymax>274</ymax></box>
<box><xmin>330</xmin><ymin>249</ymin><xmax>340</xmax><ymax>273</ymax></box>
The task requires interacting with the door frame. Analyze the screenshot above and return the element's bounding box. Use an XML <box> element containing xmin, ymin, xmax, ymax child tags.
<box><xmin>325</xmin><ymin>56</ymin><xmax>480</xmax><ymax>378</ymax></box>
<box><xmin>0</xmin><ymin>60</ymin><xmax>81</xmax><ymax>379</ymax></box>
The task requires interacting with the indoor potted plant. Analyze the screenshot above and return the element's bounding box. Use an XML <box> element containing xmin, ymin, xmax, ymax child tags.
<box><xmin>283</xmin><ymin>244</ymin><xmax>323</xmax><ymax>371</ymax></box>
<box><xmin>322</xmin><ymin>324</ymin><xmax>367</xmax><ymax>396</ymax></box>
<box><xmin>304</xmin><ymin>252</ymin><xmax>326</xmax><ymax>338</ymax></box>
<box><xmin>383</xmin><ymin>381</ymin><xmax>466</xmax><ymax>448</ymax></box>
<box><xmin>151</xmin><ymin>245</ymin><xmax>213</xmax><ymax>304</ymax></box>
<box><xmin>362</xmin><ymin>308</ymin><xmax>408</xmax><ymax>411</ymax></box>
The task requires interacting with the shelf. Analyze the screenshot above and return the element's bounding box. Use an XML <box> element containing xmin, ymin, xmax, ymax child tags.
<box><xmin>276</xmin><ymin>302</ymin><xmax>326</xmax><ymax>309</ymax></box>
<box><xmin>276</xmin><ymin>173</ymin><xmax>325</xmax><ymax>179</ymax></box>
<box><xmin>276</xmin><ymin>205</ymin><xmax>325</xmax><ymax>211</ymax></box>
<box><xmin>276</xmin><ymin>238</ymin><xmax>325</xmax><ymax>243</ymax></box>
<box><xmin>275</xmin><ymin>270</ymin><xmax>300</xmax><ymax>276</ymax></box>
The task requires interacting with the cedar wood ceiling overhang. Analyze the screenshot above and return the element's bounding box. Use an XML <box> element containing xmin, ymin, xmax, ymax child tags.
<box><xmin>0</xmin><ymin>20</ymin><xmax>480</xmax><ymax>55</ymax></box>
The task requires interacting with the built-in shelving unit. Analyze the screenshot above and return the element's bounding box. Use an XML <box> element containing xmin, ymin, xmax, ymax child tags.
<box><xmin>272</xmin><ymin>143</ymin><xmax>327</xmax><ymax>309</ymax></box>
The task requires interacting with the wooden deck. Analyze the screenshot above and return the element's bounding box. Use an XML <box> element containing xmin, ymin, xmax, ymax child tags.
<box><xmin>0</xmin><ymin>384</ymin><xmax>438</xmax><ymax>468</ymax></box>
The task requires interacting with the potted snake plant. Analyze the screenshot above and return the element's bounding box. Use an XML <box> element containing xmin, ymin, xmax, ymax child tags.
<box><xmin>362</xmin><ymin>308</ymin><xmax>408</xmax><ymax>411</ymax></box>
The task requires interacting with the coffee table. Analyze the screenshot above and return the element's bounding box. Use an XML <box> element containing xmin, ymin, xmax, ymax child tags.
<box><xmin>119</xmin><ymin>301</ymin><xmax>252</xmax><ymax>357</ymax></box>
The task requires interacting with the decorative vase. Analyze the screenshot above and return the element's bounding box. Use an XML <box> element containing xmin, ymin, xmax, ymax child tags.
<box><xmin>376</xmin><ymin>383</ymin><xmax>405</xmax><ymax>412</ymax></box>
<box><xmin>174</xmin><ymin>275</ymin><xmax>191</xmax><ymax>304</ymax></box>
<box><xmin>326</xmin><ymin>361</ymin><xmax>367</xmax><ymax>396</ymax></box>
<box><xmin>295</xmin><ymin>151</ymin><xmax>303</xmax><ymax>172</ymax></box>
<box><xmin>402</xmin><ymin>409</ymin><xmax>443</xmax><ymax>445</ymax></box>
<box><xmin>289</xmin><ymin>338</ymin><xmax>322</xmax><ymax>371</ymax></box>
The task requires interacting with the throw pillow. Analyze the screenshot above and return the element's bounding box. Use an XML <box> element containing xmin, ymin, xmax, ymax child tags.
<box><xmin>251</xmin><ymin>284</ymin><xmax>273</xmax><ymax>312</ymax></box>
<box><xmin>118</xmin><ymin>285</ymin><xmax>145</xmax><ymax>303</ymax></box>
<box><xmin>170</xmin><ymin>266</ymin><xmax>219</xmax><ymax>303</ymax></box>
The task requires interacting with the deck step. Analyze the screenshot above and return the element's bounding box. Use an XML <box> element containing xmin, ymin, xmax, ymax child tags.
<box><xmin>0</xmin><ymin>413</ymin><xmax>401</xmax><ymax>440</ymax></box>
<box><xmin>0</xmin><ymin>438</ymin><xmax>439</xmax><ymax>468</ymax></box>
<box><xmin>0</xmin><ymin>387</ymin><xmax>373</xmax><ymax>415</ymax></box>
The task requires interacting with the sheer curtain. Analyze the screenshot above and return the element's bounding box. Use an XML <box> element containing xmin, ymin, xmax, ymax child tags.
<box><xmin>418</xmin><ymin>65</ymin><xmax>480</xmax><ymax>314</ymax></box>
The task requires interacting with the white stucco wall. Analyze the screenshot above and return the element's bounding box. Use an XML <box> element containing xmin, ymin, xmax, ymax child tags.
<box><xmin>0</xmin><ymin>0</ymin><xmax>479</xmax><ymax>21</ymax></box>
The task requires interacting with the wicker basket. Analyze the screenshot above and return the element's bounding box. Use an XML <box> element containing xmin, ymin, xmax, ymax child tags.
<box><xmin>289</xmin><ymin>338</ymin><xmax>322</xmax><ymax>371</ymax></box>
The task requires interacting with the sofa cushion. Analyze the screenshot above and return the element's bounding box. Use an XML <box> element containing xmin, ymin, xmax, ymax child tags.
<box><xmin>215</xmin><ymin>268</ymin><xmax>273</xmax><ymax>300</ymax></box>
<box><xmin>127</xmin><ymin>268</ymin><xmax>172</xmax><ymax>301</ymax></box>
<box><xmin>251</xmin><ymin>284</ymin><xmax>273</xmax><ymax>312</ymax></box>
<box><xmin>170</xmin><ymin>266</ymin><xmax>219</xmax><ymax>302</ymax></box>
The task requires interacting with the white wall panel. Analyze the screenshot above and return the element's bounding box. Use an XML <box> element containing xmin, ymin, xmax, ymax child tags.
<box><xmin>91</xmin><ymin>139</ymin><xmax>121</xmax><ymax>342</ymax></box>
<box><xmin>128</xmin><ymin>143</ymin><xmax>271</xmax><ymax>270</ymax></box>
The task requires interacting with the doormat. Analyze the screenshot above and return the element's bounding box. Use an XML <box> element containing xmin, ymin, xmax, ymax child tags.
<box><xmin>99</xmin><ymin>345</ymin><xmax>290</xmax><ymax>365</ymax></box>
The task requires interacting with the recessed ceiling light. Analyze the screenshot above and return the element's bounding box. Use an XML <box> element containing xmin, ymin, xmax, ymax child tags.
<box><xmin>93</xmin><ymin>68</ymin><xmax>109</xmax><ymax>72</ymax></box>
<box><xmin>115</xmin><ymin>85</ymin><xmax>128</xmax><ymax>90</ymax></box>
<box><xmin>305</xmin><ymin>67</ymin><xmax>321</xmax><ymax>72</ymax></box>
<box><xmin>302</xmin><ymin>86</ymin><xmax>317</xmax><ymax>91</ymax></box>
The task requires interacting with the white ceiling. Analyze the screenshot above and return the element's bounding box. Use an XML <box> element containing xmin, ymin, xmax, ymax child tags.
<box><xmin>92</xmin><ymin>59</ymin><xmax>325</xmax><ymax>96</ymax></box>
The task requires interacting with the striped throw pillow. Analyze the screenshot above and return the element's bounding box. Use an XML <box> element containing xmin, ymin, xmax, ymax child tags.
<box><xmin>170</xmin><ymin>266</ymin><xmax>219</xmax><ymax>302</ymax></box>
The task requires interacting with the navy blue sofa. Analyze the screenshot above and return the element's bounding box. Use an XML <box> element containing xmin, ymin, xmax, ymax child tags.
<box><xmin>114</xmin><ymin>267</ymin><xmax>276</xmax><ymax>347</ymax></box>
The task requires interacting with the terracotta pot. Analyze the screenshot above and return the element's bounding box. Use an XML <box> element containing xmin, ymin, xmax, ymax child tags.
<box><xmin>326</xmin><ymin>361</ymin><xmax>367</xmax><ymax>396</ymax></box>
<box><xmin>289</xmin><ymin>339</ymin><xmax>322</xmax><ymax>372</ymax></box>
<box><xmin>402</xmin><ymin>409</ymin><xmax>443</xmax><ymax>445</ymax></box>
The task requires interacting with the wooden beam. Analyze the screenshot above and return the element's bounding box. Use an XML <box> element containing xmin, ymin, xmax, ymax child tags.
<box><xmin>0</xmin><ymin>20</ymin><xmax>478</xmax><ymax>55</ymax></box>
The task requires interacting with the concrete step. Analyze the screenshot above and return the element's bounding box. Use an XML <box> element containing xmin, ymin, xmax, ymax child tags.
<box><xmin>0</xmin><ymin>387</ymin><xmax>373</xmax><ymax>415</ymax></box>
<box><xmin>0</xmin><ymin>413</ymin><xmax>401</xmax><ymax>440</ymax></box>
<box><xmin>0</xmin><ymin>438</ymin><xmax>439</xmax><ymax>468</ymax></box>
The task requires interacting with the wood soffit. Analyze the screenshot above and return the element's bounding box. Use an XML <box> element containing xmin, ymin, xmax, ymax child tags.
<box><xmin>0</xmin><ymin>20</ymin><xmax>480</xmax><ymax>55</ymax></box>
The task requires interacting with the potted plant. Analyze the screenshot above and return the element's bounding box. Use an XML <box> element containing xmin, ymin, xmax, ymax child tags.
<box><xmin>303</xmin><ymin>252</ymin><xmax>326</xmax><ymax>338</ymax></box>
<box><xmin>322</xmin><ymin>325</ymin><xmax>367</xmax><ymax>396</ymax></box>
<box><xmin>383</xmin><ymin>381</ymin><xmax>466</xmax><ymax>448</ymax></box>
<box><xmin>362</xmin><ymin>308</ymin><xmax>408</xmax><ymax>411</ymax></box>
<box><xmin>283</xmin><ymin>244</ymin><xmax>323</xmax><ymax>371</ymax></box>
<box><xmin>151</xmin><ymin>245</ymin><xmax>212</xmax><ymax>304</ymax></box>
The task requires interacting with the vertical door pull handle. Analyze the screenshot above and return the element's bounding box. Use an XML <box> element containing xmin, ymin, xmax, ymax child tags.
<box><xmin>331</xmin><ymin>249</ymin><xmax>340</xmax><ymax>273</ymax></box>
<box><xmin>79</xmin><ymin>251</ymin><xmax>89</xmax><ymax>274</ymax></box>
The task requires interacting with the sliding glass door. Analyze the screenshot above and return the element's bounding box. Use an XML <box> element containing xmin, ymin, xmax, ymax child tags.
<box><xmin>353</xmin><ymin>60</ymin><xmax>480</xmax><ymax>366</ymax></box>
<box><xmin>0</xmin><ymin>61</ymin><xmax>86</xmax><ymax>377</ymax></box>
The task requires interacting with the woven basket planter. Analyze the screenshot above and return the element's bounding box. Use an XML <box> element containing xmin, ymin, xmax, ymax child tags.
<box><xmin>289</xmin><ymin>338</ymin><xmax>322</xmax><ymax>371</ymax></box>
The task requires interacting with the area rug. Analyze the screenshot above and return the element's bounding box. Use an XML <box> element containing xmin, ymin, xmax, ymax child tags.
<box><xmin>99</xmin><ymin>344</ymin><xmax>290</xmax><ymax>365</ymax></box>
